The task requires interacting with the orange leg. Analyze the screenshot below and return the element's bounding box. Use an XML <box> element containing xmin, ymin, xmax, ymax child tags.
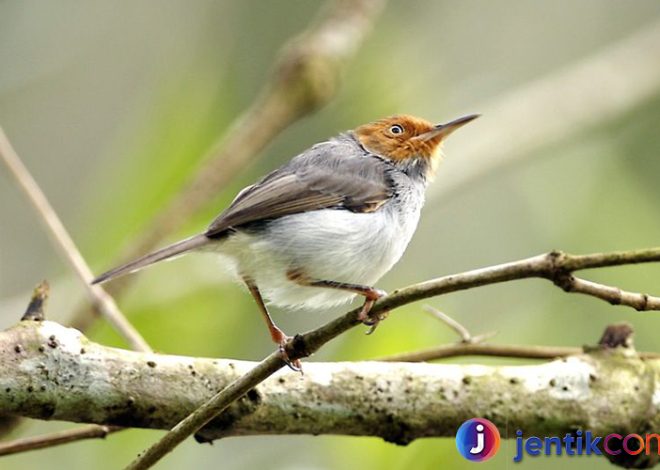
<box><xmin>243</xmin><ymin>276</ymin><xmax>301</xmax><ymax>371</ymax></box>
<box><xmin>287</xmin><ymin>270</ymin><xmax>388</xmax><ymax>330</ymax></box>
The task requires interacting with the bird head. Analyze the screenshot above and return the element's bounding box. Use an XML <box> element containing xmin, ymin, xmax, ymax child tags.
<box><xmin>354</xmin><ymin>114</ymin><xmax>479</xmax><ymax>178</ymax></box>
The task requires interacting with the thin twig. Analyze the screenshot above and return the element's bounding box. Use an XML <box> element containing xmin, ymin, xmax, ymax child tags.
<box><xmin>0</xmin><ymin>425</ymin><xmax>121</xmax><ymax>457</ymax></box>
<box><xmin>378</xmin><ymin>343</ymin><xmax>660</xmax><ymax>363</ymax></box>
<box><xmin>126</xmin><ymin>247</ymin><xmax>660</xmax><ymax>469</ymax></box>
<box><xmin>469</xmin><ymin>331</ymin><xmax>499</xmax><ymax>344</ymax></box>
<box><xmin>423</xmin><ymin>305</ymin><xmax>473</xmax><ymax>342</ymax></box>
<box><xmin>21</xmin><ymin>280</ymin><xmax>49</xmax><ymax>321</ymax></box>
<box><xmin>0</xmin><ymin>127</ymin><xmax>151</xmax><ymax>353</ymax></box>
<box><xmin>379</xmin><ymin>250</ymin><xmax>660</xmax><ymax>313</ymax></box>
<box><xmin>70</xmin><ymin>0</ymin><xmax>387</xmax><ymax>331</ymax></box>
<box><xmin>563</xmin><ymin>275</ymin><xmax>659</xmax><ymax>310</ymax></box>
<box><xmin>379</xmin><ymin>327</ymin><xmax>660</xmax><ymax>363</ymax></box>
<box><xmin>378</xmin><ymin>343</ymin><xmax>582</xmax><ymax>362</ymax></box>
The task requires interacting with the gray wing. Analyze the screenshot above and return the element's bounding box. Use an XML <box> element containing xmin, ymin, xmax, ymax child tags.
<box><xmin>205</xmin><ymin>139</ymin><xmax>394</xmax><ymax>237</ymax></box>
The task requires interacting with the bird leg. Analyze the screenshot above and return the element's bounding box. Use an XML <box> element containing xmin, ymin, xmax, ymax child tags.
<box><xmin>242</xmin><ymin>276</ymin><xmax>301</xmax><ymax>371</ymax></box>
<box><xmin>287</xmin><ymin>269</ymin><xmax>388</xmax><ymax>332</ymax></box>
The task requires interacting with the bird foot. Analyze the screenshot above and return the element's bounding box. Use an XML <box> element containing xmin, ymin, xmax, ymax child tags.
<box><xmin>278</xmin><ymin>339</ymin><xmax>303</xmax><ymax>373</ymax></box>
<box><xmin>363</xmin><ymin>309</ymin><xmax>391</xmax><ymax>335</ymax></box>
<box><xmin>270</xmin><ymin>327</ymin><xmax>303</xmax><ymax>373</ymax></box>
<box><xmin>357</xmin><ymin>289</ymin><xmax>388</xmax><ymax>334</ymax></box>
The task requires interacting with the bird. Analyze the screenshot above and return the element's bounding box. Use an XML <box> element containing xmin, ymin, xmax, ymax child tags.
<box><xmin>93</xmin><ymin>113</ymin><xmax>478</xmax><ymax>368</ymax></box>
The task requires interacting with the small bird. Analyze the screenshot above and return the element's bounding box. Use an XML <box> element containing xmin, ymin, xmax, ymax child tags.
<box><xmin>93</xmin><ymin>114</ymin><xmax>478</xmax><ymax>368</ymax></box>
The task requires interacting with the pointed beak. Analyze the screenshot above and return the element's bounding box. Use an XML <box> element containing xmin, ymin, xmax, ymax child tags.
<box><xmin>415</xmin><ymin>114</ymin><xmax>480</xmax><ymax>142</ymax></box>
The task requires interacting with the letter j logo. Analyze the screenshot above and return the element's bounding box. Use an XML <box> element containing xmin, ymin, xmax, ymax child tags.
<box><xmin>456</xmin><ymin>418</ymin><xmax>501</xmax><ymax>462</ymax></box>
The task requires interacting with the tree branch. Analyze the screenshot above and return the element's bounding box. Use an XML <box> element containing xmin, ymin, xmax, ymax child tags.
<box><xmin>0</xmin><ymin>425</ymin><xmax>120</xmax><ymax>457</ymax></box>
<box><xmin>379</xmin><ymin>341</ymin><xmax>660</xmax><ymax>362</ymax></box>
<box><xmin>0</xmin><ymin>129</ymin><xmax>152</xmax><ymax>439</ymax></box>
<box><xmin>0</xmin><ymin>243</ymin><xmax>658</xmax><ymax>466</ymax></box>
<box><xmin>422</xmin><ymin>305</ymin><xmax>474</xmax><ymax>342</ymax></box>
<box><xmin>377</xmin><ymin>249</ymin><xmax>660</xmax><ymax>313</ymax></box>
<box><xmin>0</xmin><ymin>321</ymin><xmax>658</xmax><ymax>456</ymax></box>
<box><xmin>379</xmin><ymin>342</ymin><xmax>582</xmax><ymax>362</ymax></box>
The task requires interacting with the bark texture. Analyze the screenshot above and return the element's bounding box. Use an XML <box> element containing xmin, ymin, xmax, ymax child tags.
<box><xmin>1</xmin><ymin>320</ymin><xmax>658</xmax><ymax>445</ymax></box>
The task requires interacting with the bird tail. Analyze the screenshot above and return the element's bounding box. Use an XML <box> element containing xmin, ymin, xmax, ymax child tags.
<box><xmin>91</xmin><ymin>234</ymin><xmax>209</xmax><ymax>285</ymax></box>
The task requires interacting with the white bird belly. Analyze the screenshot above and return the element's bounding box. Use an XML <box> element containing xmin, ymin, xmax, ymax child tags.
<box><xmin>216</xmin><ymin>205</ymin><xmax>420</xmax><ymax>310</ymax></box>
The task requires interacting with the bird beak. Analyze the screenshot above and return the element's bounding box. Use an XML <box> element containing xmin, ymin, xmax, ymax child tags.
<box><xmin>414</xmin><ymin>114</ymin><xmax>480</xmax><ymax>142</ymax></box>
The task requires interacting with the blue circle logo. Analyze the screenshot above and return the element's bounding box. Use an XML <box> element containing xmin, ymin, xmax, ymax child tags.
<box><xmin>456</xmin><ymin>418</ymin><xmax>501</xmax><ymax>462</ymax></box>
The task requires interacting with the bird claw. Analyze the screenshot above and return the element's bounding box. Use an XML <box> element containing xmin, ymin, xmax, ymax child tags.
<box><xmin>357</xmin><ymin>289</ymin><xmax>389</xmax><ymax>334</ymax></box>
<box><xmin>365</xmin><ymin>322</ymin><xmax>379</xmax><ymax>335</ymax></box>
<box><xmin>363</xmin><ymin>309</ymin><xmax>391</xmax><ymax>335</ymax></box>
<box><xmin>268</xmin><ymin>326</ymin><xmax>303</xmax><ymax>373</ymax></box>
<box><xmin>278</xmin><ymin>339</ymin><xmax>303</xmax><ymax>374</ymax></box>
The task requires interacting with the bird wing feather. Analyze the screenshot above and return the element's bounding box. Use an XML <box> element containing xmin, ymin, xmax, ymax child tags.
<box><xmin>205</xmin><ymin>139</ymin><xmax>393</xmax><ymax>236</ymax></box>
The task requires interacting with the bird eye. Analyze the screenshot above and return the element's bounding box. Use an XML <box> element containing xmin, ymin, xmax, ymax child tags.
<box><xmin>389</xmin><ymin>124</ymin><xmax>404</xmax><ymax>135</ymax></box>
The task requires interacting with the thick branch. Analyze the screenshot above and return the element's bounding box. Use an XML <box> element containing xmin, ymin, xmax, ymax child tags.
<box><xmin>1</xmin><ymin>321</ymin><xmax>658</xmax><ymax>446</ymax></box>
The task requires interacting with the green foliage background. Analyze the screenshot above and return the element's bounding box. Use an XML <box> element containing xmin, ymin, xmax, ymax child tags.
<box><xmin>1</xmin><ymin>1</ymin><xmax>659</xmax><ymax>469</ymax></box>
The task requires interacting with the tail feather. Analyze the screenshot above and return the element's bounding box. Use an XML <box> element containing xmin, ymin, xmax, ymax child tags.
<box><xmin>92</xmin><ymin>234</ymin><xmax>209</xmax><ymax>285</ymax></box>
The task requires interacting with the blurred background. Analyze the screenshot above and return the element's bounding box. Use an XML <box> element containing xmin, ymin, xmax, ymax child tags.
<box><xmin>1</xmin><ymin>1</ymin><xmax>659</xmax><ymax>469</ymax></box>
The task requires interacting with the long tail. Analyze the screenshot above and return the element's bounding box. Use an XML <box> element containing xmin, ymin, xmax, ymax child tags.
<box><xmin>92</xmin><ymin>234</ymin><xmax>209</xmax><ymax>285</ymax></box>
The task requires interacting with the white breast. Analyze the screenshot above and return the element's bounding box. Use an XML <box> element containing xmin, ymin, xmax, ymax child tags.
<box><xmin>216</xmin><ymin>193</ymin><xmax>423</xmax><ymax>310</ymax></box>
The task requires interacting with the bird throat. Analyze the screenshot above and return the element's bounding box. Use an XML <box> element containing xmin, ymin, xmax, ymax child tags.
<box><xmin>354</xmin><ymin>133</ymin><xmax>441</xmax><ymax>182</ymax></box>
<box><xmin>392</xmin><ymin>148</ymin><xmax>441</xmax><ymax>182</ymax></box>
